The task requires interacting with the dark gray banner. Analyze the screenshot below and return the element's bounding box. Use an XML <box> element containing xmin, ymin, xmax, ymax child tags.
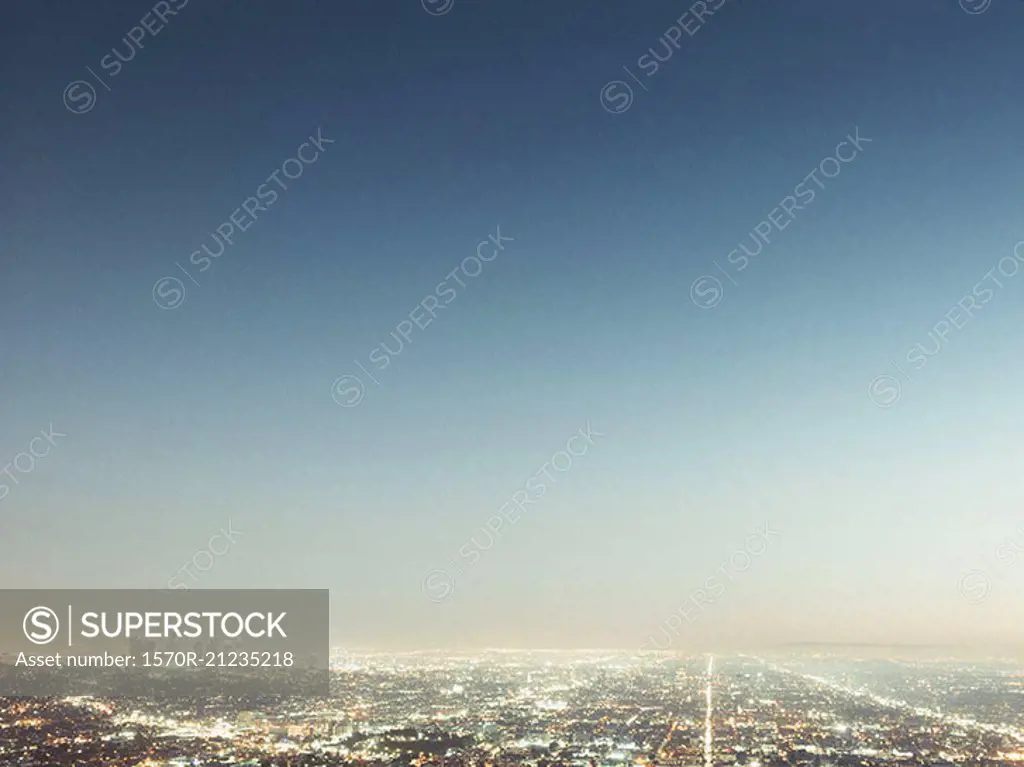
<box><xmin>0</xmin><ymin>590</ymin><xmax>329</xmax><ymax>700</ymax></box>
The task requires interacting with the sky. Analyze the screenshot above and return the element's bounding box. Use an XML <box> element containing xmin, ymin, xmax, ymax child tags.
<box><xmin>1</xmin><ymin>0</ymin><xmax>1023</xmax><ymax>653</ymax></box>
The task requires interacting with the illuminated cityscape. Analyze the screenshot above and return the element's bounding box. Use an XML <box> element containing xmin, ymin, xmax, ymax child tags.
<box><xmin>2</xmin><ymin>651</ymin><xmax>1023</xmax><ymax>766</ymax></box>
<box><xmin>4</xmin><ymin>0</ymin><xmax>1023</xmax><ymax>765</ymax></box>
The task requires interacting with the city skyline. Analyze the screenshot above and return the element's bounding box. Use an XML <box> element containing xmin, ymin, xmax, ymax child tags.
<box><xmin>4</xmin><ymin>650</ymin><xmax>1024</xmax><ymax>766</ymax></box>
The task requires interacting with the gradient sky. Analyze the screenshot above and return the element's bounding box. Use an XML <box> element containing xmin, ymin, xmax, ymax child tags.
<box><xmin>2</xmin><ymin>0</ymin><xmax>1023</xmax><ymax>652</ymax></box>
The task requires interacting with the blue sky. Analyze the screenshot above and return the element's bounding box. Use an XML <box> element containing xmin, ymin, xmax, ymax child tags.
<box><xmin>1</xmin><ymin>0</ymin><xmax>1023</xmax><ymax>651</ymax></box>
